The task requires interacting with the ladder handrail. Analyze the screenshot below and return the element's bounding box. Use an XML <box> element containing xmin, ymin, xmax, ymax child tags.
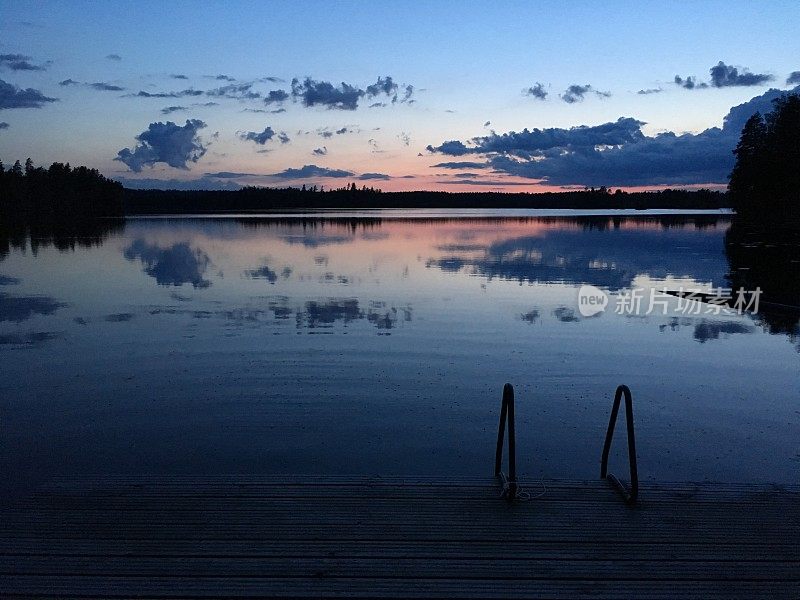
<box><xmin>600</xmin><ymin>384</ymin><xmax>639</xmax><ymax>505</ymax></box>
<box><xmin>495</xmin><ymin>383</ymin><xmax>517</xmax><ymax>501</ymax></box>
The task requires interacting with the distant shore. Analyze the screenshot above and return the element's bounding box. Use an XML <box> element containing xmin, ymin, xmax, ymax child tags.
<box><xmin>123</xmin><ymin>187</ymin><xmax>730</xmax><ymax>215</ymax></box>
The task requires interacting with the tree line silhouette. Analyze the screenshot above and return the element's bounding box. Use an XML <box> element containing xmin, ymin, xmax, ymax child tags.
<box><xmin>0</xmin><ymin>159</ymin><xmax>125</xmax><ymax>260</ymax></box>
<box><xmin>729</xmin><ymin>93</ymin><xmax>800</xmax><ymax>225</ymax></box>
<box><xmin>124</xmin><ymin>186</ymin><xmax>728</xmax><ymax>213</ymax></box>
<box><xmin>725</xmin><ymin>93</ymin><xmax>800</xmax><ymax>339</ymax></box>
<box><xmin>0</xmin><ymin>158</ymin><xmax>124</xmax><ymax>223</ymax></box>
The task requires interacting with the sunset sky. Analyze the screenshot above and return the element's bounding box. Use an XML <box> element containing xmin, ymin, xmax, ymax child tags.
<box><xmin>1</xmin><ymin>0</ymin><xmax>799</xmax><ymax>192</ymax></box>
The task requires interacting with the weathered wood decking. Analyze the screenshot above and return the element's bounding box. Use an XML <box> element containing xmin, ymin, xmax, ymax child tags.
<box><xmin>1</xmin><ymin>476</ymin><xmax>798</xmax><ymax>599</ymax></box>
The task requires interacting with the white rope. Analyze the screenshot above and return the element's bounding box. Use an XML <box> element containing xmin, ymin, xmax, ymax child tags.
<box><xmin>500</xmin><ymin>478</ymin><xmax>547</xmax><ymax>502</ymax></box>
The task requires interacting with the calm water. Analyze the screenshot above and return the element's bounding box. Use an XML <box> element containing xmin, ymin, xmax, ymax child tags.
<box><xmin>1</xmin><ymin>211</ymin><xmax>798</xmax><ymax>490</ymax></box>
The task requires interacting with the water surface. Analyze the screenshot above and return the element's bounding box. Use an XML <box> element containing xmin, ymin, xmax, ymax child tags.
<box><xmin>1</xmin><ymin>212</ymin><xmax>798</xmax><ymax>490</ymax></box>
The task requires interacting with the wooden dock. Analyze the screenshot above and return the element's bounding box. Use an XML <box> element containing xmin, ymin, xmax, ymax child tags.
<box><xmin>1</xmin><ymin>476</ymin><xmax>798</xmax><ymax>599</ymax></box>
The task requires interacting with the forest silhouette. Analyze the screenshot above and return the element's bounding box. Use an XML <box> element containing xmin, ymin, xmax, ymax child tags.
<box><xmin>729</xmin><ymin>93</ymin><xmax>800</xmax><ymax>226</ymax></box>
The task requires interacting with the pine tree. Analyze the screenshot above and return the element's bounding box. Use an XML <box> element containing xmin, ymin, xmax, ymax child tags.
<box><xmin>729</xmin><ymin>113</ymin><xmax>767</xmax><ymax>212</ymax></box>
<box><xmin>764</xmin><ymin>95</ymin><xmax>800</xmax><ymax>202</ymax></box>
<box><xmin>728</xmin><ymin>93</ymin><xmax>800</xmax><ymax>224</ymax></box>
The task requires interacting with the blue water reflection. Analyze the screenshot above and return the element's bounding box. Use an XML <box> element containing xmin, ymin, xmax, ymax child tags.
<box><xmin>0</xmin><ymin>212</ymin><xmax>798</xmax><ymax>491</ymax></box>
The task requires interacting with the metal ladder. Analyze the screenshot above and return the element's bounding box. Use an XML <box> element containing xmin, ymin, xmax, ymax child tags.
<box><xmin>494</xmin><ymin>383</ymin><xmax>639</xmax><ymax>505</ymax></box>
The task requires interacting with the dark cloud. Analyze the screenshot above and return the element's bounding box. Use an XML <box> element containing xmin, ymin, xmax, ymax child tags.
<box><xmin>115</xmin><ymin>119</ymin><xmax>207</xmax><ymax>172</ymax></box>
<box><xmin>486</xmin><ymin>128</ymin><xmax>724</xmax><ymax>186</ymax></box>
<box><xmin>240</xmin><ymin>126</ymin><xmax>276</xmax><ymax>145</ymax></box>
<box><xmin>264</xmin><ymin>89</ymin><xmax>289</xmax><ymax>104</ymax></box>
<box><xmin>58</xmin><ymin>79</ymin><xmax>125</xmax><ymax>92</ymax></box>
<box><xmin>560</xmin><ymin>84</ymin><xmax>610</xmax><ymax>103</ymax></box>
<box><xmin>89</xmin><ymin>82</ymin><xmax>125</xmax><ymax>91</ymax></box>
<box><xmin>427</xmin><ymin>117</ymin><xmax>644</xmax><ymax>159</ymax></box>
<box><xmin>398</xmin><ymin>131</ymin><xmax>411</xmax><ymax>146</ymax></box>
<box><xmin>269</xmin><ymin>164</ymin><xmax>355</xmax><ymax>179</ymax></box>
<box><xmin>313</xmin><ymin>125</ymin><xmax>356</xmax><ymax>137</ymax></box>
<box><xmin>0</xmin><ymin>122</ymin><xmax>8</xmax><ymax>130</ymax></box>
<box><xmin>0</xmin><ymin>53</ymin><xmax>46</xmax><ymax>71</ymax></box>
<box><xmin>436</xmin><ymin>178</ymin><xmax>533</xmax><ymax>186</ymax></box>
<box><xmin>261</xmin><ymin>76</ymin><xmax>284</xmax><ymax>83</ymax></box>
<box><xmin>124</xmin><ymin>240</ymin><xmax>212</xmax><ymax>288</ymax></box>
<box><xmin>171</xmin><ymin>74</ymin><xmax>189</xmax><ymax>80</ymax></box>
<box><xmin>290</xmin><ymin>76</ymin><xmax>412</xmax><ymax>110</ymax></box>
<box><xmin>246</xmin><ymin>107</ymin><xmax>286</xmax><ymax>114</ymax></box>
<box><xmin>105</xmin><ymin>54</ymin><xmax>122</xmax><ymax>61</ymax></box>
<box><xmin>366</xmin><ymin>76</ymin><xmax>398</xmax><ymax>98</ymax></box>
<box><xmin>637</xmin><ymin>88</ymin><xmax>663</xmax><ymax>95</ymax></box>
<box><xmin>207</xmin><ymin>82</ymin><xmax>259</xmax><ymax>99</ymax></box>
<box><xmin>676</xmin><ymin>62</ymin><xmax>773</xmax><ymax>90</ymax></box>
<box><xmin>431</xmin><ymin>161</ymin><xmax>490</xmax><ymax>169</ymax></box>
<box><xmin>365</xmin><ymin>76</ymin><xmax>414</xmax><ymax>104</ymax></box>
<box><xmin>212</xmin><ymin>74</ymin><xmax>235</xmax><ymax>81</ymax></box>
<box><xmin>312</xmin><ymin>146</ymin><xmax>328</xmax><ymax>156</ymax></box>
<box><xmin>161</xmin><ymin>105</ymin><xmax>186</xmax><ymax>114</ymax></box>
<box><xmin>135</xmin><ymin>90</ymin><xmax>178</xmax><ymax>98</ymax></box>
<box><xmin>291</xmin><ymin>77</ymin><xmax>365</xmax><ymax>110</ymax></box>
<box><xmin>524</xmin><ymin>82</ymin><xmax>548</xmax><ymax>100</ymax></box>
<box><xmin>133</xmin><ymin>88</ymin><xmax>203</xmax><ymax>98</ymax></box>
<box><xmin>674</xmin><ymin>75</ymin><xmax>707</xmax><ymax>90</ymax></box>
<box><xmin>204</xmin><ymin>171</ymin><xmax>261</xmax><ymax>178</ymax></box>
<box><xmin>0</xmin><ymin>79</ymin><xmax>57</xmax><ymax>109</ymax></box>
<box><xmin>162</xmin><ymin>102</ymin><xmax>216</xmax><ymax>114</ymax></box>
<box><xmin>709</xmin><ymin>61</ymin><xmax>773</xmax><ymax>87</ymax></box>
<box><xmin>561</xmin><ymin>85</ymin><xmax>589</xmax><ymax>103</ymax></box>
<box><xmin>425</xmin><ymin>140</ymin><xmax>470</xmax><ymax>155</ymax></box>
<box><xmin>239</xmin><ymin>127</ymin><xmax>290</xmax><ymax>145</ymax></box>
<box><xmin>358</xmin><ymin>172</ymin><xmax>391</xmax><ymax>180</ymax></box>
<box><xmin>786</xmin><ymin>71</ymin><xmax>800</xmax><ymax>85</ymax></box>
<box><xmin>425</xmin><ymin>85</ymin><xmax>799</xmax><ymax>187</ymax></box>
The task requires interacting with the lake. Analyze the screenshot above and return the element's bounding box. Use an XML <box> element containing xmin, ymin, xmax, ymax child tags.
<box><xmin>1</xmin><ymin>210</ymin><xmax>798</xmax><ymax>491</ymax></box>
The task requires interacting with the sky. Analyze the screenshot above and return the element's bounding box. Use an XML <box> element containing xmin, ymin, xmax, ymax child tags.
<box><xmin>1</xmin><ymin>0</ymin><xmax>799</xmax><ymax>192</ymax></box>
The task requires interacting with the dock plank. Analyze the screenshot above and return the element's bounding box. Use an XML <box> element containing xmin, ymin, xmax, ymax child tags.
<box><xmin>1</xmin><ymin>477</ymin><xmax>798</xmax><ymax>599</ymax></box>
